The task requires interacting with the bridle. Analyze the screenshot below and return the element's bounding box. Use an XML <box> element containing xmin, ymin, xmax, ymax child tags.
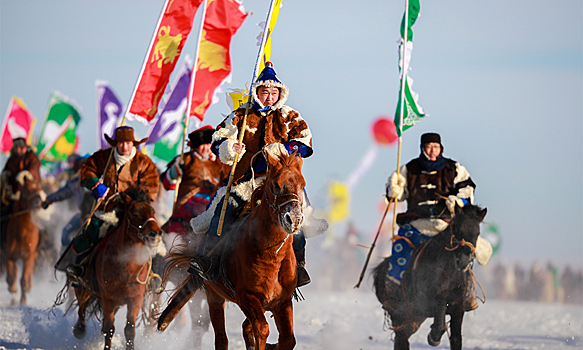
<box><xmin>265</xmin><ymin>186</ymin><xmax>302</xmax><ymax>214</ymax></box>
<box><xmin>444</xmin><ymin>234</ymin><xmax>476</xmax><ymax>255</ymax></box>
<box><xmin>127</xmin><ymin>216</ymin><xmax>159</xmax><ymax>243</ymax></box>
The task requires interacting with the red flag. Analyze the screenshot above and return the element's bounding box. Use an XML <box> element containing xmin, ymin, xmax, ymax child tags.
<box><xmin>129</xmin><ymin>0</ymin><xmax>204</xmax><ymax>122</ymax></box>
<box><xmin>0</xmin><ymin>96</ymin><xmax>36</xmax><ymax>153</ymax></box>
<box><xmin>189</xmin><ymin>0</ymin><xmax>248</xmax><ymax>121</ymax></box>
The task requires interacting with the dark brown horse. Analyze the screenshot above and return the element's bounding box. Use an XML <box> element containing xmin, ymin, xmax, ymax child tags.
<box><xmin>72</xmin><ymin>188</ymin><xmax>163</xmax><ymax>350</ymax></box>
<box><xmin>4</xmin><ymin>170</ymin><xmax>44</xmax><ymax>305</ymax></box>
<box><xmin>373</xmin><ymin>204</ymin><xmax>487</xmax><ymax>350</ymax></box>
<box><xmin>158</xmin><ymin>152</ymin><xmax>306</xmax><ymax>350</ymax></box>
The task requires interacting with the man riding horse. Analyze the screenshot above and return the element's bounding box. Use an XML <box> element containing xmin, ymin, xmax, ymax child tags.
<box><xmin>385</xmin><ymin>132</ymin><xmax>491</xmax><ymax>311</ymax></box>
<box><xmin>1</xmin><ymin>137</ymin><xmax>41</xmax><ymax>252</ymax></box>
<box><xmin>189</xmin><ymin>62</ymin><xmax>323</xmax><ymax>286</ymax></box>
<box><xmin>160</xmin><ymin>125</ymin><xmax>230</xmax><ymax>236</ymax></box>
<box><xmin>66</xmin><ymin>126</ymin><xmax>160</xmax><ymax>279</ymax></box>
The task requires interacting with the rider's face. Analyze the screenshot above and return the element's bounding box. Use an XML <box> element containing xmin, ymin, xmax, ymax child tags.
<box><xmin>257</xmin><ymin>86</ymin><xmax>280</xmax><ymax>107</ymax></box>
<box><xmin>14</xmin><ymin>146</ymin><xmax>27</xmax><ymax>157</ymax></box>
<box><xmin>116</xmin><ymin>141</ymin><xmax>134</xmax><ymax>156</ymax></box>
<box><xmin>196</xmin><ymin>143</ymin><xmax>212</xmax><ymax>157</ymax></box>
<box><xmin>423</xmin><ymin>142</ymin><xmax>441</xmax><ymax>161</ymax></box>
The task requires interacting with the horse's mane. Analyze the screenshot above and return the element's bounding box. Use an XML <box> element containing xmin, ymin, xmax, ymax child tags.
<box><xmin>110</xmin><ymin>187</ymin><xmax>152</xmax><ymax>220</ymax></box>
<box><xmin>460</xmin><ymin>204</ymin><xmax>485</xmax><ymax>221</ymax></box>
<box><xmin>250</xmin><ymin>152</ymin><xmax>303</xmax><ymax>210</ymax></box>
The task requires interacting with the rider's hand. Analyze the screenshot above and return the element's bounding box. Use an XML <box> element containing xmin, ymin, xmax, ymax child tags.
<box><xmin>92</xmin><ymin>182</ymin><xmax>108</xmax><ymax>200</ymax></box>
<box><xmin>445</xmin><ymin>195</ymin><xmax>466</xmax><ymax>214</ymax></box>
<box><xmin>233</xmin><ymin>143</ymin><xmax>245</xmax><ymax>154</ymax></box>
<box><xmin>386</xmin><ymin>172</ymin><xmax>406</xmax><ymax>200</ymax></box>
<box><xmin>169</xmin><ymin>162</ymin><xmax>184</xmax><ymax>180</ymax></box>
<box><xmin>41</xmin><ymin>200</ymin><xmax>51</xmax><ymax>209</ymax></box>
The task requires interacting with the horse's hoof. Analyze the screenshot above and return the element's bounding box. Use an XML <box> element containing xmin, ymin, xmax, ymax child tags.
<box><xmin>427</xmin><ymin>332</ymin><xmax>441</xmax><ymax>347</ymax></box>
<box><xmin>73</xmin><ymin>322</ymin><xmax>86</xmax><ymax>339</ymax></box>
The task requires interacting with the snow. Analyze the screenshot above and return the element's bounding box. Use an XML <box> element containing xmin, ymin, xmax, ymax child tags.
<box><xmin>0</xmin><ymin>269</ymin><xmax>581</xmax><ymax>350</ymax></box>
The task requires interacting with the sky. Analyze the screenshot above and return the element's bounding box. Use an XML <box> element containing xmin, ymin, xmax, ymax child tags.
<box><xmin>1</xmin><ymin>0</ymin><xmax>581</xmax><ymax>266</ymax></box>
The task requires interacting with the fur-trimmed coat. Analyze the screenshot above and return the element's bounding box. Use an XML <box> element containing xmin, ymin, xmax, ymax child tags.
<box><xmin>161</xmin><ymin>152</ymin><xmax>230</xmax><ymax>209</ymax></box>
<box><xmin>81</xmin><ymin>148</ymin><xmax>159</xmax><ymax>205</ymax></box>
<box><xmin>212</xmin><ymin>104</ymin><xmax>312</xmax><ymax>184</ymax></box>
<box><xmin>1</xmin><ymin>149</ymin><xmax>41</xmax><ymax>194</ymax></box>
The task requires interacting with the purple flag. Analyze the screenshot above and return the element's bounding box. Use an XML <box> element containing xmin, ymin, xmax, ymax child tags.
<box><xmin>145</xmin><ymin>60</ymin><xmax>192</xmax><ymax>146</ymax></box>
<box><xmin>96</xmin><ymin>81</ymin><xmax>123</xmax><ymax>149</ymax></box>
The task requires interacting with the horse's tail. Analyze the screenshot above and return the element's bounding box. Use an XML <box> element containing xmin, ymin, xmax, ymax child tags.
<box><xmin>372</xmin><ymin>257</ymin><xmax>391</xmax><ymax>304</ymax></box>
<box><xmin>157</xmin><ymin>274</ymin><xmax>203</xmax><ymax>332</ymax></box>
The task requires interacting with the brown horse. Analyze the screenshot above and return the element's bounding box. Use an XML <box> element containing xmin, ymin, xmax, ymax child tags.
<box><xmin>4</xmin><ymin>170</ymin><xmax>44</xmax><ymax>305</ymax></box>
<box><xmin>72</xmin><ymin>188</ymin><xmax>163</xmax><ymax>350</ymax></box>
<box><xmin>158</xmin><ymin>151</ymin><xmax>306</xmax><ymax>350</ymax></box>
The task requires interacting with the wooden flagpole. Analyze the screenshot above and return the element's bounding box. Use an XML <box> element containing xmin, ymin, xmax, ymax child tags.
<box><xmin>216</xmin><ymin>0</ymin><xmax>278</xmax><ymax>237</ymax></box>
<box><xmin>173</xmin><ymin>0</ymin><xmax>208</xmax><ymax>213</ymax></box>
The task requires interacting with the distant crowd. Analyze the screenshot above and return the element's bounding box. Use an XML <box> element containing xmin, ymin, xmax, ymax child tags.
<box><xmin>473</xmin><ymin>260</ymin><xmax>583</xmax><ymax>304</ymax></box>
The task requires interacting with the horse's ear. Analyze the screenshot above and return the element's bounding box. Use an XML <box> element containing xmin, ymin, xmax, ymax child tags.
<box><xmin>119</xmin><ymin>191</ymin><xmax>131</xmax><ymax>204</ymax></box>
<box><xmin>479</xmin><ymin>208</ymin><xmax>487</xmax><ymax>222</ymax></box>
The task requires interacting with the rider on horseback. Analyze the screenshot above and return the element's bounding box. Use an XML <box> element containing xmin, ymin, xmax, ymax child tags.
<box><xmin>160</xmin><ymin>125</ymin><xmax>230</xmax><ymax>236</ymax></box>
<box><xmin>385</xmin><ymin>132</ymin><xmax>488</xmax><ymax>311</ymax></box>
<box><xmin>189</xmin><ymin>62</ymin><xmax>324</xmax><ymax>286</ymax></box>
<box><xmin>65</xmin><ymin>126</ymin><xmax>160</xmax><ymax>279</ymax></box>
<box><xmin>1</xmin><ymin>137</ymin><xmax>41</xmax><ymax>252</ymax></box>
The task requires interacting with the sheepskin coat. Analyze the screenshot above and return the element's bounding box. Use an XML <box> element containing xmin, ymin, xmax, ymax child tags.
<box><xmin>212</xmin><ymin>104</ymin><xmax>312</xmax><ymax>184</ymax></box>
<box><xmin>2</xmin><ymin>149</ymin><xmax>41</xmax><ymax>191</ymax></box>
<box><xmin>81</xmin><ymin>147</ymin><xmax>159</xmax><ymax>205</ymax></box>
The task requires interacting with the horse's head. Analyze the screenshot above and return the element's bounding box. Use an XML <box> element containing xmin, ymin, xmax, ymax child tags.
<box><xmin>448</xmin><ymin>204</ymin><xmax>487</xmax><ymax>270</ymax></box>
<box><xmin>15</xmin><ymin>170</ymin><xmax>43</xmax><ymax>209</ymax></box>
<box><xmin>119</xmin><ymin>188</ymin><xmax>163</xmax><ymax>249</ymax></box>
<box><xmin>262</xmin><ymin>151</ymin><xmax>306</xmax><ymax>234</ymax></box>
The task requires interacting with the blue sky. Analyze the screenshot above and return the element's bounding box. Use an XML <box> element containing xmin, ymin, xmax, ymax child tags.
<box><xmin>1</xmin><ymin>0</ymin><xmax>581</xmax><ymax>266</ymax></box>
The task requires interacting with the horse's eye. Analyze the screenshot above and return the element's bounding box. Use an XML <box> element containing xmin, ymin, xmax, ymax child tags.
<box><xmin>273</xmin><ymin>183</ymin><xmax>281</xmax><ymax>192</ymax></box>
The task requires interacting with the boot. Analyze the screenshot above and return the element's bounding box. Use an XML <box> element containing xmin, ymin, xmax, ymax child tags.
<box><xmin>66</xmin><ymin>264</ymin><xmax>84</xmax><ymax>281</ymax></box>
<box><xmin>294</xmin><ymin>243</ymin><xmax>311</xmax><ymax>288</ymax></box>
<box><xmin>188</xmin><ymin>234</ymin><xmax>221</xmax><ymax>282</ymax></box>
<box><xmin>464</xmin><ymin>273</ymin><xmax>479</xmax><ymax>311</ymax></box>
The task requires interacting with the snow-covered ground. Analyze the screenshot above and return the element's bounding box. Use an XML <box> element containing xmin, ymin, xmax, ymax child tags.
<box><xmin>0</xmin><ymin>269</ymin><xmax>581</xmax><ymax>350</ymax></box>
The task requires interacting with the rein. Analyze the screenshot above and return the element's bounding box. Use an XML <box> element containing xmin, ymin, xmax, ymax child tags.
<box><xmin>444</xmin><ymin>234</ymin><xmax>476</xmax><ymax>255</ymax></box>
<box><xmin>127</xmin><ymin>217</ymin><xmax>158</xmax><ymax>243</ymax></box>
<box><xmin>126</xmin><ymin>215</ymin><xmax>158</xmax><ymax>285</ymax></box>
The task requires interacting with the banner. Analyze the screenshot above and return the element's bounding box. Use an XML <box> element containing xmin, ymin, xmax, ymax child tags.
<box><xmin>128</xmin><ymin>0</ymin><xmax>204</xmax><ymax>123</ymax></box>
<box><xmin>36</xmin><ymin>92</ymin><xmax>81</xmax><ymax>163</ymax></box>
<box><xmin>0</xmin><ymin>96</ymin><xmax>36</xmax><ymax>153</ymax></box>
<box><xmin>189</xmin><ymin>0</ymin><xmax>248</xmax><ymax>121</ymax></box>
<box><xmin>95</xmin><ymin>81</ymin><xmax>123</xmax><ymax>149</ymax></box>
<box><xmin>257</xmin><ymin>0</ymin><xmax>282</xmax><ymax>74</ymax></box>
<box><xmin>394</xmin><ymin>0</ymin><xmax>426</xmax><ymax>136</ymax></box>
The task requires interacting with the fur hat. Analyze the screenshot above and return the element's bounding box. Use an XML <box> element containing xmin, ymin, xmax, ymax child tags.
<box><xmin>251</xmin><ymin>62</ymin><xmax>289</xmax><ymax>110</ymax></box>
<box><xmin>104</xmin><ymin>126</ymin><xmax>148</xmax><ymax>147</ymax></box>
<box><xmin>420</xmin><ymin>133</ymin><xmax>442</xmax><ymax>147</ymax></box>
<box><xmin>188</xmin><ymin>125</ymin><xmax>214</xmax><ymax>149</ymax></box>
<box><xmin>11</xmin><ymin>137</ymin><xmax>27</xmax><ymax>149</ymax></box>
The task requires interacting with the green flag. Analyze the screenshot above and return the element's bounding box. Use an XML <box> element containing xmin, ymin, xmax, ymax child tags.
<box><xmin>394</xmin><ymin>0</ymin><xmax>426</xmax><ymax>137</ymax></box>
<box><xmin>152</xmin><ymin>120</ymin><xmax>184</xmax><ymax>163</ymax></box>
<box><xmin>36</xmin><ymin>92</ymin><xmax>81</xmax><ymax>163</ymax></box>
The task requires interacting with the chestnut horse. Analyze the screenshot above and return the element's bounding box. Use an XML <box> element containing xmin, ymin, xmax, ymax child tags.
<box><xmin>158</xmin><ymin>152</ymin><xmax>306</xmax><ymax>350</ymax></box>
<box><xmin>72</xmin><ymin>188</ymin><xmax>163</xmax><ymax>350</ymax></box>
<box><xmin>4</xmin><ymin>170</ymin><xmax>44</xmax><ymax>305</ymax></box>
<box><xmin>373</xmin><ymin>204</ymin><xmax>487</xmax><ymax>350</ymax></box>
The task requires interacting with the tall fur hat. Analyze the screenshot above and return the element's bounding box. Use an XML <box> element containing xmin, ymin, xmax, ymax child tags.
<box><xmin>104</xmin><ymin>126</ymin><xmax>148</xmax><ymax>147</ymax></box>
<box><xmin>251</xmin><ymin>62</ymin><xmax>289</xmax><ymax>110</ymax></box>
<box><xmin>188</xmin><ymin>125</ymin><xmax>214</xmax><ymax>149</ymax></box>
<box><xmin>11</xmin><ymin>137</ymin><xmax>27</xmax><ymax>148</ymax></box>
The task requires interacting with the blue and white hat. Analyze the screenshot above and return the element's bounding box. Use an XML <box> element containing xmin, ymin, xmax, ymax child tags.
<box><xmin>251</xmin><ymin>62</ymin><xmax>289</xmax><ymax>111</ymax></box>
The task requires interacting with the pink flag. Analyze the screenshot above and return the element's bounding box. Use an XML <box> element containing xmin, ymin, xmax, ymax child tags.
<box><xmin>0</xmin><ymin>96</ymin><xmax>36</xmax><ymax>153</ymax></box>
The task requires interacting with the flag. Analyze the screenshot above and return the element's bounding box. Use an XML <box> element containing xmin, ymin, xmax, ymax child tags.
<box><xmin>36</xmin><ymin>92</ymin><xmax>81</xmax><ymax>163</ymax></box>
<box><xmin>0</xmin><ymin>96</ymin><xmax>36</xmax><ymax>153</ymax></box>
<box><xmin>257</xmin><ymin>0</ymin><xmax>283</xmax><ymax>74</ymax></box>
<box><xmin>394</xmin><ymin>0</ymin><xmax>426</xmax><ymax>136</ymax></box>
<box><xmin>128</xmin><ymin>0</ymin><xmax>204</xmax><ymax>123</ymax></box>
<box><xmin>95</xmin><ymin>81</ymin><xmax>123</xmax><ymax>149</ymax></box>
<box><xmin>146</xmin><ymin>60</ymin><xmax>192</xmax><ymax>162</ymax></box>
<box><xmin>328</xmin><ymin>181</ymin><xmax>350</xmax><ymax>223</ymax></box>
<box><xmin>189</xmin><ymin>0</ymin><xmax>248</xmax><ymax>121</ymax></box>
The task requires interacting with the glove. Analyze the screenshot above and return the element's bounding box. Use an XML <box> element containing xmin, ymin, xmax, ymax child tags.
<box><xmin>92</xmin><ymin>182</ymin><xmax>109</xmax><ymax>200</ymax></box>
<box><xmin>41</xmin><ymin>200</ymin><xmax>51</xmax><ymax>209</ymax></box>
<box><xmin>168</xmin><ymin>162</ymin><xmax>184</xmax><ymax>180</ymax></box>
<box><xmin>386</xmin><ymin>172</ymin><xmax>406</xmax><ymax>200</ymax></box>
<box><xmin>445</xmin><ymin>195</ymin><xmax>466</xmax><ymax>214</ymax></box>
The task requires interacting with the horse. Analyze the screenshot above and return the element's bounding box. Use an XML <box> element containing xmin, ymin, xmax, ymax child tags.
<box><xmin>71</xmin><ymin>187</ymin><xmax>163</xmax><ymax>350</ymax></box>
<box><xmin>4</xmin><ymin>170</ymin><xmax>45</xmax><ymax>305</ymax></box>
<box><xmin>372</xmin><ymin>204</ymin><xmax>487</xmax><ymax>350</ymax></box>
<box><xmin>157</xmin><ymin>151</ymin><xmax>306</xmax><ymax>350</ymax></box>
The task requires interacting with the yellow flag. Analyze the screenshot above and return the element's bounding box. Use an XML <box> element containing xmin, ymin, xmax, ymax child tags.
<box><xmin>259</xmin><ymin>0</ymin><xmax>283</xmax><ymax>73</ymax></box>
<box><xmin>328</xmin><ymin>181</ymin><xmax>350</xmax><ymax>223</ymax></box>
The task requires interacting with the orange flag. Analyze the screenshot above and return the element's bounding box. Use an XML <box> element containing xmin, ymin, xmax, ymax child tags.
<box><xmin>189</xmin><ymin>0</ymin><xmax>248</xmax><ymax>121</ymax></box>
<box><xmin>129</xmin><ymin>0</ymin><xmax>204</xmax><ymax>123</ymax></box>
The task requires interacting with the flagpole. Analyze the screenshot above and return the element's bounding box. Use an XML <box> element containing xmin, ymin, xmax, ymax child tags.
<box><xmin>391</xmin><ymin>0</ymin><xmax>410</xmax><ymax>240</ymax></box>
<box><xmin>173</xmin><ymin>0</ymin><xmax>208</xmax><ymax>212</ymax></box>
<box><xmin>216</xmin><ymin>0</ymin><xmax>278</xmax><ymax>237</ymax></box>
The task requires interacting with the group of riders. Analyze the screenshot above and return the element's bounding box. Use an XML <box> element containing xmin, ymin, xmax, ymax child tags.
<box><xmin>0</xmin><ymin>62</ymin><xmax>489</xmax><ymax>311</ymax></box>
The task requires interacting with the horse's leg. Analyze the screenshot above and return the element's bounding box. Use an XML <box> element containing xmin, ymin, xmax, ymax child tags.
<box><xmin>238</xmin><ymin>292</ymin><xmax>269</xmax><ymax>350</ymax></box>
<box><xmin>448</xmin><ymin>304</ymin><xmax>465</xmax><ymax>350</ymax></box>
<box><xmin>20</xmin><ymin>250</ymin><xmax>37</xmax><ymax>305</ymax></box>
<box><xmin>73</xmin><ymin>289</ymin><xmax>89</xmax><ymax>339</ymax></box>
<box><xmin>101</xmin><ymin>301</ymin><xmax>116</xmax><ymax>350</ymax></box>
<box><xmin>391</xmin><ymin>313</ymin><xmax>412</xmax><ymax>350</ymax></box>
<box><xmin>427</xmin><ymin>303</ymin><xmax>447</xmax><ymax>346</ymax></box>
<box><xmin>207</xmin><ymin>290</ymin><xmax>228</xmax><ymax>350</ymax></box>
<box><xmin>242</xmin><ymin>318</ymin><xmax>253</xmax><ymax>350</ymax></box>
<box><xmin>125</xmin><ymin>300</ymin><xmax>141</xmax><ymax>350</ymax></box>
<box><xmin>189</xmin><ymin>291</ymin><xmax>210</xmax><ymax>349</ymax></box>
<box><xmin>6</xmin><ymin>258</ymin><xmax>18</xmax><ymax>305</ymax></box>
<box><xmin>271</xmin><ymin>299</ymin><xmax>296</xmax><ymax>350</ymax></box>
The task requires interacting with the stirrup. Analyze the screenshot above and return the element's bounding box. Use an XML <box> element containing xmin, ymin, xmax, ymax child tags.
<box><xmin>188</xmin><ymin>258</ymin><xmax>211</xmax><ymax>281</ymax></box>
<box><xmin>66</xmin><ymin>264</ymin><xmax>84</xmax><ymax>280</ymax></box>
<box><xmin>296</xmin><ymin>265</ymin><xmax>311</xmax><ymax>288</ymax></box>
